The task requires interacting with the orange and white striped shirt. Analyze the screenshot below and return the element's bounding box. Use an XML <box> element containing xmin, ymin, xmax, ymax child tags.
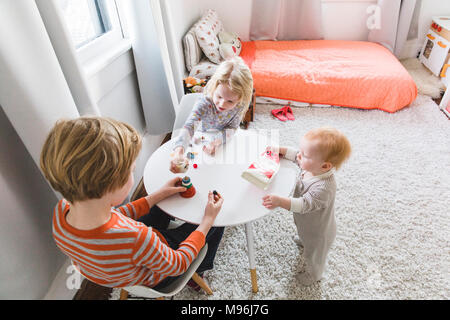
<box><xmin>52</xmin><ymin>198</ymin><xmax>205</xmax><ymax>288</ymax></box>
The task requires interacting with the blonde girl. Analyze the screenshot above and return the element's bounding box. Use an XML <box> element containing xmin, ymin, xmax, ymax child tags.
<box><xmin>170</xmin><ymin>56</ymin><xmax>253</xmax><ymax>173</ymax></box>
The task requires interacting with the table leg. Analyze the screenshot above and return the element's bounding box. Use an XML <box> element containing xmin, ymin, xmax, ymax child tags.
<box><xmin>245</xmin><ymin>222</ymin><xmax>258</xmax><ymax>293</ymax></box>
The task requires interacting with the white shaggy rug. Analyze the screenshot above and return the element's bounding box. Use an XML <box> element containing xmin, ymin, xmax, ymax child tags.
<box><xmin>111</xmin><ymin>95</ymin><xmax>450</xmax><ymax>300</ymax></box>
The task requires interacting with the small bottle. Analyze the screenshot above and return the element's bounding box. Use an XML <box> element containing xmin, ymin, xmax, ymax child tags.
<box><xmin>180</xmin><ymin>176</ymin><xmax>196</xmax><ymax>198</ymax></box>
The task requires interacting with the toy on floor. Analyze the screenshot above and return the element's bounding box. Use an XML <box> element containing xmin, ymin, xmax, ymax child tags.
<box><xmin>180</xmin><ymin>176</ymin><xmax>196</xmax><ymax>198</ymax></box>
<box><xmin>241</xmin><ymin>149</ymin><xmax>280</xmax><ymax>189</ymax></box>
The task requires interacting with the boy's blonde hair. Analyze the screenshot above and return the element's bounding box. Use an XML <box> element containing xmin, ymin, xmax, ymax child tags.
<box><xmin>204</xmin><ymin>56</ymin><xmax>253</xmax><ymax>119</ymax></box>
<box><xmin>40</xmin><ymin>116</ymin><xmax>142</xmax><ymax>203</ymax></box>
<box><xmin>305</xmin><ymin>127</ymin><xmax>351</xmax><ymax>170</ymax></box>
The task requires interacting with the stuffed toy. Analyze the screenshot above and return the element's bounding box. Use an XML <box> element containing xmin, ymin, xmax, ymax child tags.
<box><xmin>184</xmin><ymin>76</ymin><xmax>207</xmax><ymax>93</ymax></box>
<box><xmin>218</xmin><ymin>31</ymin><xmax>242</xmax><ymax>60</ymax></box>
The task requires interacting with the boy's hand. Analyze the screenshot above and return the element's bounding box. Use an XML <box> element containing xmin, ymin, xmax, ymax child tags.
<box><xmin>262</xmin><ymin>194</ymin><xmax>281</xmax><ymax>209</ymax></box>
<box><xmin>204</xmin><ymin>191</ymin><xmax>224</xmax><ymax>220</ymax></box>
<box><xmin>161</xmin><ymin>177</ymin><xmax>187</xmax><ymax>197</ymax></box>
<box><xmin>145</xmin><ymin>177</ymin><xmax>187</xmax><ymax>207</ymax></box>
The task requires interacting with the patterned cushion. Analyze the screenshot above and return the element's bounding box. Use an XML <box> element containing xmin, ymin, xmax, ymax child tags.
<box><xmin>183</xmin><ymin>25</ymin><xmax>203</xmax><ymax>72</ymax></box>
<box><xmin>218</xmin><ymin>31</ymin><xmax>242</xmax><ymax>60</ymax></box>
<box><xmin>189</xmin><ymin>58</ymin><xmax>218</xmax><ymax>79</ymax></box>
<box><xmin>194</xmin><ymin>9</ymin><xmax>224</xmax><ymax>64</ymax></box>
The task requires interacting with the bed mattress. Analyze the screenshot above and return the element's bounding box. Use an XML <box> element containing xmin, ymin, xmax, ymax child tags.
<box><xmin>240</xmin><ymin>40</ymin><xmax>417</xmax><ymax>113</ymax></box>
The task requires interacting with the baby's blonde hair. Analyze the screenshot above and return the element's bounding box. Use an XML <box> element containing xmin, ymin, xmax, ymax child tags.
<box><xmin>204</xmin><ymin>56</ymin><xmax>253</xmax><ymax>119</ymax></box>
<box><xmin>40</xmin><ymin>116</ymin><xmax>142</xmax><ymax>203</ymax></box>
<box><xmin>305</xmin><ymin>127</ymin><xmax>351</xmax><ymax>170</ymax></box>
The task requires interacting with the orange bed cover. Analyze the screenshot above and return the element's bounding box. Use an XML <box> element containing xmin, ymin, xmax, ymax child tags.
<box><xmin>240</xmin><ymin>40</ymin><xmax>417</xmax><ymax>113</ymax></box>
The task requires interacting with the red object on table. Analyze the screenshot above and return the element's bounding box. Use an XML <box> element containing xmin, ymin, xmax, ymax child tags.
<box><xmin>180</xmin><ymin>186</ymin><xmax>196</xmax><ymax>198</ymax></box>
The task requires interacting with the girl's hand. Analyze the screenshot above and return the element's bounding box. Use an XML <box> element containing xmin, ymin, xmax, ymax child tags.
<box><xmin>160</xmin><ymin>176</ymin><xmax>187</xmax><ymax>198</ymax></box>
<box><xmin>196</xmin><ymin>191</ymin><xmax>224</xmax><ymax>236</ymax></box>
<box><xmin>262</xmin><ymin>194</ymin><xmax>281</xmax><ymax>209</ymax></box>
<box><xmin>170</xmin><ymin>148</ymin><xmax>188</xmax><ymax>173</ymax></box>
<box><xmin>203</xmin><ymin>139</ymin><xmax>221</xmax><ymax>155</ymax></box>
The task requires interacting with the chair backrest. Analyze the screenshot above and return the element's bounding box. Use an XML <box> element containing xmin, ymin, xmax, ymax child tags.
<box><xmin>172</xmin><ymin>93</ymin><xmax>203</xmax><ymax>133</ymax></box>
<box><xmin>123</xmin><ymin>243</ymin><xmax>208</xmax><ymax>298</ymax></box>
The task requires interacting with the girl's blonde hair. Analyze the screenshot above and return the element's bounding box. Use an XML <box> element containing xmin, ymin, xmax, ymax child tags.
<box><xmin>305</xmin><ymin>127</ymin><xmax>351</xmax><ymax>170</ymax></box>
<box><xmin>204</xmin><ymin>56</ymin><xmax>253</xmax><ymax>119</ymax></box>
<box><xmin>40</xmin><ymin>116</ymin><xmax>142</xmax><ymax>203</ymax></box>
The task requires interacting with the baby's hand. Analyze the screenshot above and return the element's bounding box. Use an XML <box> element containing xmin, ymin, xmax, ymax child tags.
<box><xmin>262</xmin><ymin>194</ymin><xmax>281</xmax><ymax>209</ymax></box>
<box><xmin>266</xmin><ymin>146</ymin><xmax>287</xmax><ymax>157</ymax></box>
<box><xmin>265</xmin><ymin>146</ymin><xmax>280</xmax><ymax>155</ymax></box>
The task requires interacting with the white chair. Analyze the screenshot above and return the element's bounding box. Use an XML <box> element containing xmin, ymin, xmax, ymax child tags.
<box><xmin>172</xmin><ymin>93</ymin><xmax>202</xmax><ymax>133</ymax></box>
<box><xmin>119</xmin><ymin>244</ymin><xmax>212</xmax><ymax>300</ymax></box>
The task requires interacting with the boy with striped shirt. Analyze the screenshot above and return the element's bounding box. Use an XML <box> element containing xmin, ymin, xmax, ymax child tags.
<box><xmin>40</xmin><ymin>116</ymin><xmax>224</xmax><ymax>289</ymax></box>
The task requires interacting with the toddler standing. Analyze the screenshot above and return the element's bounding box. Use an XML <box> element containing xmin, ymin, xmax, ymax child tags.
<box><xmin>262</xmin><ymin>127</ymin><xmax>351</xmax><ymax>285</ymax></box>
<box><xmin>170</xmin><ymin>56</ymin><xmax>253</xmax><ymax>173</ymax></box>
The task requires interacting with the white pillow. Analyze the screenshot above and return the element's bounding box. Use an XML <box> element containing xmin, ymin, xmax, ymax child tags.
<box><xmin>195</xmin><ymin>9</ymin><xmax>224</xmax><ymax>64</ymax></box>
<box><xmin>189</xmin><ymin>58</ymin><xmax>218</xmax><ymax>79</ymax></box>
<box><xmin>218</xmin><ymin>31</ymin><xmax>242</xmax><ymax>60</ymax></box>
<box><xmin>183</xmin><ymin>25</ymin><xmax>203</xmax><ymax>72</ymax></box>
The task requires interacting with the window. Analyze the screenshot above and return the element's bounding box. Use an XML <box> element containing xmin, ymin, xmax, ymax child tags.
<box><xmin>59</xmin><ymin>0</ymin><xmax>125</xmax><ymax>65</ymax></box>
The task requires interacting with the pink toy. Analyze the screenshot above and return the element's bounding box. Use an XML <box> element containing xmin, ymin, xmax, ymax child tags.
<box><xmin>241</xmin><ymin>149</ymin><xmax>280</xmax><ymax>189</ymax></box>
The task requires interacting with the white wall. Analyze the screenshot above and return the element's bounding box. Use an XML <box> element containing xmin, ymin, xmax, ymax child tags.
<box><xmin>322</xmin><ymin>0</ymin><xmax>377</xmax><ymax>40</ymax></box>
<box><xmin>158</xmin><ymin>0</ymin><xmax>378</xmax><ymax>103</ymax></box>
<box><xmin>0</xmin><ymin>107</ymin><xmax>65</xmax><ymax>299</ymax></box>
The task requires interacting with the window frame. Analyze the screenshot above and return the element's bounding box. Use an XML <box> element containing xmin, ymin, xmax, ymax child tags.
<box><xmin>73</xmin><ymin>0</ymin><xmax>126</xmax><ymax>66</ymax></box>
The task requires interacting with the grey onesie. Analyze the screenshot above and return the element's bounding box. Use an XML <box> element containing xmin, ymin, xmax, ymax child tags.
<box><xmin>285</xmin><ymin>147</ymin><xmax>337</xmax><ymax>281</ymax></box>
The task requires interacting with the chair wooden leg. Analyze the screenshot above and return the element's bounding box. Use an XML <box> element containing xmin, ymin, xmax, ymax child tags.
<box><xmin>119</xmin><ymin>289</ymin><xmax>129</xmax><ymax>300</ymax></box>
<box><xmin>192</xmin><ymin>272</ymin><xmax>213</xmax><ymax>295</ymax></box>
<box><xmin>250</xmin><ymin>268</ymin><xmax>258</xmax><ymax>293</ymax></box>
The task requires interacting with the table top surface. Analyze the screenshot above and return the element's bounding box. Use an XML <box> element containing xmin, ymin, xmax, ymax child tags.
<box><xmin>143</xmin><ymin>129</ymin><xmax>298</xmax><ymax>227</ymax></box>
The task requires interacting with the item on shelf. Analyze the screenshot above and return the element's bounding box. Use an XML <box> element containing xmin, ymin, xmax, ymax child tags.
<box><xmin>183</xmin><ymin>76</ymin><xmax>207</xmax><ymax>94</ymax></box>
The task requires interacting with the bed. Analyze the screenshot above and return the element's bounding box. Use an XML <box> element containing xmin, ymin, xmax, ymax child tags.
<box><xmin>239</xmin><ymin>40</ymin><xmax>417</xmax><ymax>113</ymax></box>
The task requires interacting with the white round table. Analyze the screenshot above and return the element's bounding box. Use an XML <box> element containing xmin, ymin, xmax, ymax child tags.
<box><xmin>143</xmin><ymin>129</ymin><xmax>297</xmax><ymax>293</ymax></box>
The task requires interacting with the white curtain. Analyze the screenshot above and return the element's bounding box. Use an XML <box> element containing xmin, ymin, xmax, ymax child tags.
<box><xmin>124</xmin><ymin>0</ymin><xmax>176</xmax><ymax>135</ymax></box>
<box><xmin>368</xmin><ymin>0</ymin><xmax>418</xmax><ymax>57</ymax></box>
<box><xmin>250</xmin><ymin>0</ymin><xmax>323</xmax><ymax>41</ymax></box>
<box><xmin>0</xmin><ymin>0</ymin><xmax>80</xmax><ymax>169</ymax></box>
